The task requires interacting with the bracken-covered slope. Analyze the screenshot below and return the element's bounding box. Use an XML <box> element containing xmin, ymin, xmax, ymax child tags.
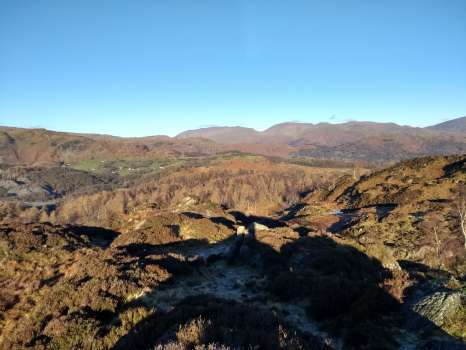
<box><xmin>0</xmin><ymin>126</ymin><xmax>224</xmax><ymax>165</ymax></box>
<box><xmin>337</xmin><ymin>155</ymin><xmax>466</xmax><ymax>272</ymax></box>
<box><xmin>290</xmin><ymin>154</ymin><xmax>466</xmax><ymax>274</ymax></box>
<box><xmin>0</xmin><ymin>155</ymin><xmax>349</xmax><ymax>228</ymax></box>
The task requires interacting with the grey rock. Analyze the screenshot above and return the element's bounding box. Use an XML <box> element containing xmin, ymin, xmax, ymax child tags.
<box><xmin>411</xmin><ymin>291</ymin><xmax>463</xmax><ymax>328</ymax></box>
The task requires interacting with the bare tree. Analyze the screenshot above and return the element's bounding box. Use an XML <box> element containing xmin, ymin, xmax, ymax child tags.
<box><xmin>432</xmin><ymin>226</ymin><xmax>442</xmax><ymax>269</ymax></box>
<box><xmin>352</xmin><ymin>164</ymin><xmax>362</xmax><ymax>181</ymax></box>
<box><xmin>420</xmin><ymin>212</ymin><xmax>443</xmax><ymax>269</ymax></box>
<box><xmin>456</xmin><ymin>187</ymin><xmax>466</xmax><ymax>249</ymax></box>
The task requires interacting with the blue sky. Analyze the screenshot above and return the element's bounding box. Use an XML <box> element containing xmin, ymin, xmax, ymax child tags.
<box><xmin>1</xmin><ymin>0</ymin><xmax>465</xmax><ymax>136</ymax></box>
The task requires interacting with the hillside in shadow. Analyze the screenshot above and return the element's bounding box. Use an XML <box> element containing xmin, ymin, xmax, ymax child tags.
<box><xmin>109</xmin><ymin>231</ymin><xmax>465</xmax><ymax>350</ymax></box>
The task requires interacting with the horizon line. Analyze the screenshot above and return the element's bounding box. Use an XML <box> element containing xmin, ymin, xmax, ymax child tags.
<box><xmin>1</xmin><ymin>115</ymin><xmax>465</xmax><ymax>138</ymax></box>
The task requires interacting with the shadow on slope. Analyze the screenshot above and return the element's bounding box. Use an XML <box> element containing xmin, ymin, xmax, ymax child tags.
<box><xmin>109</xmin><ymin>231</ymin><xmax>464</xmax><ymax>350</ymax></box>
<box><xmin>229</xmin><ymin>210</ymin><xmax>287</xmax><ymax>229</ymax></box>
<box><xmin>68</xmin><ymin>224</ymin><xmax>120</xmax><ymax>248</ymax></box>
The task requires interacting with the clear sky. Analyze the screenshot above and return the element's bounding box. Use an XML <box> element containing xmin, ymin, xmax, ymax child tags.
<box><xmin>1</xmin><ymin>0</ymin><xmax>465</xmax><ymax>136</ymax></box>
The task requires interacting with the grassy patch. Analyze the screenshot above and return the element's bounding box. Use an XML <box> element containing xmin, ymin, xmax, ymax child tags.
<box><xmin>71</xmin><ymin>158</ymin><xmax>181</xmax><ymax>177</ymax></box>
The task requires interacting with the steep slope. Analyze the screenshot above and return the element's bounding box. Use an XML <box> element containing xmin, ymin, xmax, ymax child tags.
<box><xmin>427</xmin><ymin>116</ymin><xmax>466</xmax><ymax>133</ymax></box>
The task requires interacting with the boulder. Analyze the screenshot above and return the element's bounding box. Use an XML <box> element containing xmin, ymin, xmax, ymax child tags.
<box><xmin>405</xmin><ymin>287</ymin><xmax>465</xmax><ymax>335</ymax></box>
<box><xmin>411</xmin><ymin>291</ymin><xmax>463</xmax><ymax>328</ymax></box>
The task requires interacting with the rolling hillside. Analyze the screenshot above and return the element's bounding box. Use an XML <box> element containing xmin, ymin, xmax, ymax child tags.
<box><xmin>0</xmin><ymin>126</ymin><xmax>224</xmax><ymax>165</ymax></box>
<box><xmin>2</xmin><ymin>116</ymin><xmax>466</xmax><ymax>166</ymax></box>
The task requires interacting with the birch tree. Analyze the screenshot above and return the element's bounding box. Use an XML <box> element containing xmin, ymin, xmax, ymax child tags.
<box><xmin>456</xmin><ymin>188</ymin><xmax>466</xmax><ymax>249</ymax></box>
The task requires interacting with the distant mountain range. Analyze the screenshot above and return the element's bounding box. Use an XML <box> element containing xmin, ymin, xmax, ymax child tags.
<box><xmin>177</xmin><ymin>117</ymin><xmax>466</xmax><ymax>163</ymax></box>
<box><xmin>177</xmin><ymin>118</ymin><xmax>466</xmax><ymax>144</ymax></box>
<box><xmin>1</xmin><ymin>116</ymin><xmax>466</xmax><ymax>165</ymax></box>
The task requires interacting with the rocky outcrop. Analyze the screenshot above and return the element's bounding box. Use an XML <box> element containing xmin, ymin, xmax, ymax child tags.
<box><xmin>404</xmin><ymin>281</ymin><xmax>466</xmax><ymax>342</ymax></box>
<box><xmin>412</xmin><ymin>291</ymin><xmax>464</xmax><ymax>328</ymax></box>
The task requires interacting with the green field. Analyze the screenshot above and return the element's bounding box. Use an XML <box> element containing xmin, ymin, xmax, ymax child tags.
<box><xmin>70</xmin><ymin>158</ymin><xmax>183</xmax><ymax>177</ymax></box>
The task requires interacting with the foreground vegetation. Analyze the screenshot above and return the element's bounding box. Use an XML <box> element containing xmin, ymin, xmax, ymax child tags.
<box><xmin>0</xmin><ymin>153</ymin><xmax>465</xmax><ymax>349</ymax></box>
